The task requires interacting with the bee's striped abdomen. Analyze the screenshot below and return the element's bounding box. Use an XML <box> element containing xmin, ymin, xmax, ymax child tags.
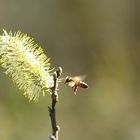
<box><xmin>79</xmin><ymin>81</ymin><xmax>88</xmax><ymax>88</ymax></box>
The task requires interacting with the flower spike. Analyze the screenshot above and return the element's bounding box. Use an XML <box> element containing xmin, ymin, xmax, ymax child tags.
<box><xmin>0</xmin><ymin>29</ymin><xmax>54</xmax><ymax>101</ymax></box>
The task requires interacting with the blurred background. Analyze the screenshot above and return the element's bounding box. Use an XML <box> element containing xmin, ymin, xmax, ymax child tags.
<box><xmin>0</xmin><ymin>0</ymin><xmax>140</xmax><ymax>140</ymax></box>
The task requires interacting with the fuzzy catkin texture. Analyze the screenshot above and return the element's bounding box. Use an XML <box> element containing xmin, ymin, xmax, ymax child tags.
<box><xmin>0</xmin><ymin>29</ymin><xmax>54</xmax><ymax>101</ymax></box>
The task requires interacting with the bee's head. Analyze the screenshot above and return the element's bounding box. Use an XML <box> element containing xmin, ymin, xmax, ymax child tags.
<box><xmin>65</xmin><ymin>76</ymin><xmax>71</xmax><ymax>84</ymax></box>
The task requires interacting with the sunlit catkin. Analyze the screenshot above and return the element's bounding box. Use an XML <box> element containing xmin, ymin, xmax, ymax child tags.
<box><xmin>0</xmin><ymin>29</ymin><xmax>54</xmax><ymax>101</ymax></box>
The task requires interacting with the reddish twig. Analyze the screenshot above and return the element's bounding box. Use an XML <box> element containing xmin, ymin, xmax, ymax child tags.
<box><xmin>48</xmin><ymin>67</ymin><xmax>62</xmax><ymax>140</ymax></box>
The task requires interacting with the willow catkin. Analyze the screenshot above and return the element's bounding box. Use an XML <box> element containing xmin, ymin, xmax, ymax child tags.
<box><xmin>0</xmin><ymin>29</ymin><xmax>54</xmax><ymax>101</ymax></box>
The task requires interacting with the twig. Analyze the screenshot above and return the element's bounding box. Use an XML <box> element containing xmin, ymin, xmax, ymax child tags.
<box><xmin>48</xmin><ymin>67</ymin><xmax>62</xmax><ymax>140</ymax></box>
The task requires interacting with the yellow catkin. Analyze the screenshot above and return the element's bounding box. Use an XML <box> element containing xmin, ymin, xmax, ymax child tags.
<box><xmin>0</xmin><ymin>29</ymin><xmax>54</xmax><ymax>101</ymax></box>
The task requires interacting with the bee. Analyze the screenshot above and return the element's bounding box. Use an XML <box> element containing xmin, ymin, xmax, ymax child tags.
<box><xmin>65</xmin><ymin>76</ymin><xmax>88</xmax><ymax>94</ymax></box>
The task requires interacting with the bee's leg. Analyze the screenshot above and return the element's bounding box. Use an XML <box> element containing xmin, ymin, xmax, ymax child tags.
<box><xmin>72</xmin><ymin>86</ymin><xmax>78</xmax><ymax>94</ymax></box>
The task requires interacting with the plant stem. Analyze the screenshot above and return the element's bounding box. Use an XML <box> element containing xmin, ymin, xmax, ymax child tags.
<box><xmin>48</xmin><ymin>67</ymin><xmax>62</xmax><ymax>140</ymax></box>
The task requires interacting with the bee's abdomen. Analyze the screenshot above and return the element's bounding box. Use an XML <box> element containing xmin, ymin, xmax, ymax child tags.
<box><xmin>79</xmin><ymin>81</ymin><xmax>88</xmax><ymax>88</ymax></box>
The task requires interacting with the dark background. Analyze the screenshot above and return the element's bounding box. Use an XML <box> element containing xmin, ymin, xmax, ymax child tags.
<box><xmin>0</xmin><ymin>0</ymin><xmax>140</xmax><ymax>140</ymax></box>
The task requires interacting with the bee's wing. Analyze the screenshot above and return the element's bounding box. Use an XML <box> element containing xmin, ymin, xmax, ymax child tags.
<box><xmin>74</xmin><ymin>75</ymin><xmax>87</xmax><ymax>81</ymax></box>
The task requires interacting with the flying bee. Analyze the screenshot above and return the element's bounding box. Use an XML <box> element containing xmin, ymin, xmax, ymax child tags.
<box><xmin>65</xmin><ymin>76</ymin><xmax>88</xmax><ymax>94</ymax></box>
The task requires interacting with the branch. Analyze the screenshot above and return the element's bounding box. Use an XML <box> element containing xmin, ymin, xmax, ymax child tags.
<box><xmin>48</xmin><ymin>67</ymin><xmax>62</xmax><ymax>140</ymax></box>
